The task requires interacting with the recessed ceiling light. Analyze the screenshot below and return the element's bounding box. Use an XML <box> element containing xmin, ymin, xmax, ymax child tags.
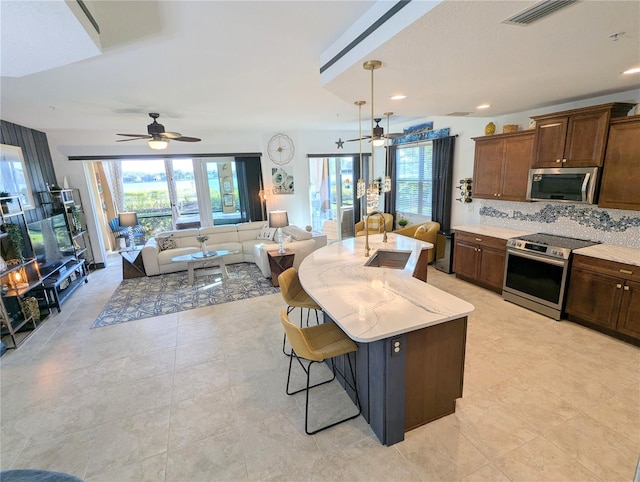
<box><xmin>389</xmin><ymin>95</ymin><xmax>407</xmax><ymax>100</ymax></box>
<box><xmin>477</xmin><ymin>104</ymin><xmax>491</xmax><ymax>109</ymax></box>
<box><xmin>622</xmin><ymin>67</ymin><xmax>640</xmax><ymax>75</ymax></box>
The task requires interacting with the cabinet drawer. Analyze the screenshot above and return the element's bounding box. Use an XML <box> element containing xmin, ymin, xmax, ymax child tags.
<box><xmin>572</xmin><ymin>254</ymin><xmax>639</xmax><ymax>282</ymax></box>
<box><xmin>455</xmin><ymin>231</ymin><xmax>506</xmax><ymax>251</ymax></box>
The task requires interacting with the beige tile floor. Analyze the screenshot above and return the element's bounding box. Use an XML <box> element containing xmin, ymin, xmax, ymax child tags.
<box><xmin>1</xmin><ymin>255</ymin><xmax>639</xmax><ymax>481</ymax></box>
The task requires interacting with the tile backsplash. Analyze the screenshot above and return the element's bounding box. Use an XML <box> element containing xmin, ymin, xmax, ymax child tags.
<box><xmin>479</xmin><ymin>200</ymin><xmax>640</xmax><ymax>248</ymax></box>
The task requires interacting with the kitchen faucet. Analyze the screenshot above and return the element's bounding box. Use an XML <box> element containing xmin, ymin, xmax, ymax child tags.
<box><xmin>364</xmin><ymin>210</ymin><xmax>388</xmax><ymax>257</ymax></box>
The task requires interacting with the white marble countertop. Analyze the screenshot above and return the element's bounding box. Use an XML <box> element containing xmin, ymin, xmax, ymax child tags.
<box><xmin>298</xmin><ymin>233</ymin><xmax>474</xmax><ymax>342</ymax></box>
<box><xmin>573</xmin><ymin>244</ymin><xmax>640</xmax><ymax>267</ymax></box>
<box><xmin>452</xmin><ymin>224</ymin><xmax>535</xmax><ymax>240</ymax></box>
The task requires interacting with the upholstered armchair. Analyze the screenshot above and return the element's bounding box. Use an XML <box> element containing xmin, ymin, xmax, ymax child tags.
<box><xmin>394</xmin><ymin>221</ymin><xmax>440</xmax><ymax>263</ymax></box>
<box><xmin>354</xmin><ymin>213</ymin><xmax>394</xmax><ymax>237</ymax></box>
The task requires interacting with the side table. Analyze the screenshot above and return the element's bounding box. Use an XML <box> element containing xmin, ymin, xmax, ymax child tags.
<box><xmin>267</xmin><ymin>249</ymin><xmax>295</xmax><ymax>287</ymax></box>
<box><xmin>120</xmin><ymin>248</ymin><xmax>146</xmax><ymax>279</ymax></box>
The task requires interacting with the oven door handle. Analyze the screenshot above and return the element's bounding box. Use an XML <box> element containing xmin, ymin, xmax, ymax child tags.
<box><xmin>507</xmin><ymin>249</ymin><xmax>567</xmax><ymax>267</ymax></box>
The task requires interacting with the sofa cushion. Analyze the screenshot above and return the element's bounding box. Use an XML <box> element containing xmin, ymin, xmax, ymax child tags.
<box><xmin>282</xmin><ymin>225</ymin><xmax>312</xmax><ymax>240</ymax></box>
<box><xmin>199</xmin><ymin>225</ymin><xmax>240</xmax><ymax>244</ymax></box>
<box><xmin>157</xmin><ymin>246</ymin><xmax>198</xmax><ymax>265</ymax></box>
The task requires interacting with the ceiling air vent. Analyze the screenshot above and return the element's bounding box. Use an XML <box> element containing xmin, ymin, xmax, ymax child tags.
<box><xmin>504</xmin><ymin>0</ymin><xmax>578</xmax><ymax>26</ymax></box>
<box><xmin>447</xmin><ymin>112</ymin><xmax>471</xmax><ymax>117</ymax></box>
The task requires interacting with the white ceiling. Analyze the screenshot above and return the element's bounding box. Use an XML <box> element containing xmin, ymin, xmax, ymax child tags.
<box><xmin>1</xmin><ymin>0</ymin><xmax>639</xmax><ymax>146</ymax></box>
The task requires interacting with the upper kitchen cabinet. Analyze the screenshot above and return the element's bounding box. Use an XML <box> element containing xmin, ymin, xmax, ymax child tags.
<box><xmin>531</xmin><ymin>103</ymin><xmax>635</xmax><ymax>168</ymax></box>
<box><xmin>472</xmin><ymin>131</ymin><xmax>534</xmax><ymax>201</ymax></box>
<box><xmin>598</xmin><ymin>116</ymin><xmax>640</xmax><ymax>211</ymax></box>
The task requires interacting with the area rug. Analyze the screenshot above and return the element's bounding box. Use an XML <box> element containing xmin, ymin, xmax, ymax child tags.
<box><xmin>92</xmin><ymin>263</ymin><xmax>279</xmax><ymax>328</ymax></box>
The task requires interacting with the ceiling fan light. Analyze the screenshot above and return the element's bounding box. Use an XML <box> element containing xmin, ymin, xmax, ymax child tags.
<box><xmin>372</xmin><ymin>138</ymin><xmax>386</xmax><ymax>147</ymax></box>
<box><xmin>148</xmin><ymin>138</ymin><xmax>169</xmax><ymax>150</ymax></box>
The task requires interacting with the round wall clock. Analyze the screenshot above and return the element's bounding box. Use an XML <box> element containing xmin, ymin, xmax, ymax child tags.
<box><xmin>267</xmin><ymin>133</ymin><xmax>295</xmax><ymax>165</ymax></box>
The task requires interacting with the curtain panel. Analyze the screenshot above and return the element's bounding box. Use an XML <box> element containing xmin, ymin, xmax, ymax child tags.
<box><xmin>384</xmin><ymin>145</ymin><xmax>397</xmax><ymax>220</ymax></box>
<box><xmin>431</xmin><ymin>136</ymin><xmax>456</xmax><ymax>232</ymax></box>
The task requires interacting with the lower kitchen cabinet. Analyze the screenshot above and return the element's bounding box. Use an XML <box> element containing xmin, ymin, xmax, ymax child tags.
<box><xmin>453</xmin><ymin>231</ymin><xmax>506</xmax><ymax>292</ymax></box>
<box><xmin>565</xmin><ymin>254</ymin><xmax>640</xmax><ymax>343</ymax></box>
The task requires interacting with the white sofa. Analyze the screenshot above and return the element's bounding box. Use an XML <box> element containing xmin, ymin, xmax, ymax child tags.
<box><xmin>140</xmin><ymin>221</ymin><xmax>326</xmax><ymax>277</ymax></box>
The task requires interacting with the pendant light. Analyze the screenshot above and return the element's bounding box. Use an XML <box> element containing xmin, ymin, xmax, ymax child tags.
<box><xmin>355</xmin><ymin>100</ymin><xmax>366</xmax><ymax>200</ymax></box>
<box><xmin>383</xmin><ymin>112</ymin><xmax>393</xmax><ymax>193</ymax></box>
<box><xmin>364</xmin><ymin>60</ymin><xmax>382</xmax><ymax>214</ymax></box>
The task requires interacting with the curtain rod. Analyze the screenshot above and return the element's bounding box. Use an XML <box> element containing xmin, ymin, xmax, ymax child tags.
<box><xmin>68</xmin><ymin>152</ymin><xmax>262</xmax><ymax>161</ymax></box>
<box><xmin>393</xmin><ymin>134</ymin><xmax>458</xmax><ymax>148</ymax></box>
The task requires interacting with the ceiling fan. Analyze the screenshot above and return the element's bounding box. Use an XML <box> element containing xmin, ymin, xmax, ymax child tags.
<box><xmin>345</xmin><ymin>114</ymin><xmax>402</xmax><ymax>145</ymax></box>
<box><xmin>116</xmin><ymin>113</ymin><xmax>201</xmax><ymax>149</ymax></box>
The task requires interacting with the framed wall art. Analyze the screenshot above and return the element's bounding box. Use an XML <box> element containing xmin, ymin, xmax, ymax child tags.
<box><xmin>272</xmin><ymin>167</ymin><xmax>294</xmax><ymax>195</ymax></box>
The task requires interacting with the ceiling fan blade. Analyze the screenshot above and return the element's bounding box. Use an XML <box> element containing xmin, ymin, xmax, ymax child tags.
<box><xmin>116</xmin><ymin>137</ymin><xmax>150</xmax><ymax>142</ymax></box>
<box><xmin>160</xmin><ymin>131</ymin><xmax>182</xmax><ymax>139</ymax></box>
<box><xmin>174</xmin><ymin>136</ymin><xmax>201</xmax><ymax>142</ymax></box>
<box><xmin>117</xmin><ymin>133</ymin><xmax>150</xmax><ymax>137</ymax></box>
<box><xmin>344</xmin><ymin>136</ymin><xmax>372</xmax><ymax>142</ymax></box>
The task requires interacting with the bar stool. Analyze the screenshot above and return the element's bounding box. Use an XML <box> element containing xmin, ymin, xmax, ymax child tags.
<box><xmin>280</xmin><ymin>309</ymin><xmax>361</xmax><ymax>435</ymax></box>
<box><xmin>278</xmin><ymin>267</ymin><xmax>322</xmax><ymax>355</ymax></box>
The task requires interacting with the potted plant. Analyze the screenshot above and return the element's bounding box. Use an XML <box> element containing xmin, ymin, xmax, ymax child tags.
<box><xmin>69</xmin><ymin>205</ymin><xmax>82</xmax><ymax>232</ymax></box>
<box><xmin>0</xmin><ymin>191</ymin><xmax>12</xmax><ymax>214</ymax></box>
<box><xmin>2</xmin><ymin>222</ymin><xmax>24</xmax><ymax>261</ymax></box>
<box><xmin>398</xmin><ymin>216</ymin><xmax>409</xmax><ymax>228</ymax></box>
<box><xmin>196</xmin><ymin>234</ymin><xmax>209</xmax><ymax>254</ymax></box>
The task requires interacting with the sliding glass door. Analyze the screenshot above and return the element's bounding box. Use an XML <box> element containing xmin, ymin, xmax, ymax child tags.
<box><xmin>120</xmin><ymin>159</ymin><xmax>173</xmax><ymax>233</ymax></box>
<box><xmin>204</xmin><ymin>159</ymin><xmax>241</xmax><ymax>225</ymax></box>
<box><xmin>309</xmin><ymin>156</ymin><xmax>355</xmax><ymax>242</ymax></box>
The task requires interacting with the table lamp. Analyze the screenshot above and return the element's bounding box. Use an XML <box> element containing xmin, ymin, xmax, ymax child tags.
<box><xmin>269</xmin><ymin>210</ymin><xmax>289</xmax><ymax>254</ymax></box>
<box><xmin>119</xmin><ymin>211</ymin><xmax>139</xmax><ymax>249</ymax></box>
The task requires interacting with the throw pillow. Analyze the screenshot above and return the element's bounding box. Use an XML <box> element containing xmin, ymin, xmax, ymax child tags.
<box><xmin>367</xmin><ymin>217</ymin><xmax>381</xmax><ymax>231</ymax></box>
<box><xmin>414</xmin><ymin>224</ymin><xmax>428</xmax><ymax>239</ymax></box>
<box><xmin>157</xmin><ymin>235</ymin><xmax>177</xmax><ymax>251</ymax></box>
<box><xmin>257</xmin><ymin>223</ymin><xmax>276</xmax><ymax>240</ymax></box>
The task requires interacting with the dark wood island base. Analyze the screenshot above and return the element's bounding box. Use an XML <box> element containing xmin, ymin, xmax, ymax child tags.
<box><xmin>330</xmin><ymin>313</ymin><xmax>468</xmax><ymax>446</ymax></box>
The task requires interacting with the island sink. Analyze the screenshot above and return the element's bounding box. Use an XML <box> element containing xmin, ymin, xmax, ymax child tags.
<box><xmin>365</xmin><ymin>249</ymin><xmax>412</xmax><ymax>269</ymax></box>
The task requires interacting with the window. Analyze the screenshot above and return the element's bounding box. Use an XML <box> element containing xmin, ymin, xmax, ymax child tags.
<box><xmin>395</xmin><ymin>142</ymin><xmax>432</xmax><ymax>217</ymax></box>
<box><xmin>309</xmin><ymin>156</ymin><xmax>356</xmax><ymax>241</ymax></box>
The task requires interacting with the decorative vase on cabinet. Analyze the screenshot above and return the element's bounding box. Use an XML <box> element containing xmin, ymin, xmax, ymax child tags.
<box><xmin>485</xmin><ymin>122</ymin><xmax>496</xmax><ymax>135</ymax></box>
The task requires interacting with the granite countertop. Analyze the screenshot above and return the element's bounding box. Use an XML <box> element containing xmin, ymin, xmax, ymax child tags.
<box><xmin>452</xmin><ymin>224</ymin><xmax>535</xmax><ymax>240</ymax></box>
<box><xmin>454</xmin><ymin>223</ymin><xmax>639</xmax><ymax>266</ymax></box>
<box><xmin>298</xmin><ymin>233</ymin><xmax>474</xmax><ymax>343</ymax></box>
<box><xmin>573</xmin><ymin>244</ymin><xmax>640</xmax><ymax>267</ymax></box>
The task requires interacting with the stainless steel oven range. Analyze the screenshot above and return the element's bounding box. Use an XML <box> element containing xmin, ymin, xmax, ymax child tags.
<box><xmin>503</xmin><ymin>233</ymin><xmax>599</xmax><ymax>320</ymax></box>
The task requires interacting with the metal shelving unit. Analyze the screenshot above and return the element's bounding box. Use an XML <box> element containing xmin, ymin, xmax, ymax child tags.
<box><xmin>1</xmin><ymin>196</ymin><xmax>42</xmax><ymax>348</ymax></box>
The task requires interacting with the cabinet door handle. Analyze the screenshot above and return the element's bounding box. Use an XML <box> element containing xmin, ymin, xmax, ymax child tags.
<box><xmin>620</xmin><ymin>269</ymin><xmax>633</xmax><ymax>275</ymax></box>
<box><xmin>475</xmin><ymin>238</ymin><xmax>482</xmax><ymax>242</ymax></box>
<box><xmin>555</xmin><ymin>159</ymin><xmax>561</xmax><ymax>163</ymax></box>
<box><xmin>497</xmin><ymin>193</ymin><xmax>501</xmax><ymax>197</ymax></box>
<box><xmin>616</xmin><ymin>284</ymin><xmax>622</xmax><ymax>289</ymax></box>
<box><xmin>562</xmin><ymin>159</ymin><xmax>567</xmax><ymax>163</ymax></box>
<box><xmin>624</xmin><ymin>286</ymin><xmax>630</xmax><ymax>291</ymax></box>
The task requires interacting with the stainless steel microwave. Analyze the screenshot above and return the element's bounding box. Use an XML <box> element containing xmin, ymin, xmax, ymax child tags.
<box><xmin>526</xmin><ymin>167</ymin><xmax>599</xmax><ymax>204</ymax></box>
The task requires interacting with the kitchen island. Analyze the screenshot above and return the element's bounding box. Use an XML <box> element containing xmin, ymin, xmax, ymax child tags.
<box><xmin>298</xmin><ymin>233</ymin><xmax>474</xmax><ymax>445</ymax></box>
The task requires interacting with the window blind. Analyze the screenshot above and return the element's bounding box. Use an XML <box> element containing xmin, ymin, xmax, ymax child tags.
<box><xmin>394</xmin><ymin>142</ymin><xmax>433</xmax><ymax>216</ymax></box>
